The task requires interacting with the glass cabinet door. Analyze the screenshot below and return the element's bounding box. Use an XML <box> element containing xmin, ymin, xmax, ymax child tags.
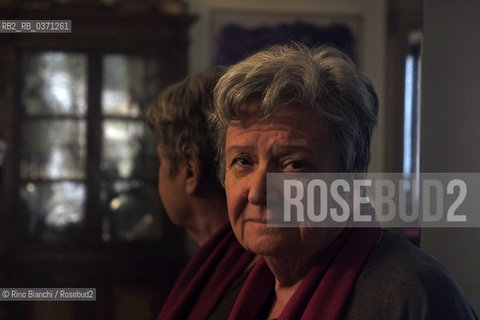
<box><xmin>18</xmin><ymin>51</ymin><xmax>164</xmax><ymax>243</ymax></box>
<box><xmin>19</xmin><ymin>51</ymin><xmax>88</xmax><ymax>243</ymax></box>
<box><xmin>100</xmin><ymin>54</ymin><xmax>163</xmax><ymax>241</ymax></box>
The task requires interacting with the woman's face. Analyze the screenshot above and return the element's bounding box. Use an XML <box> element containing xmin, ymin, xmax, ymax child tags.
<box><xmin>224</xmin><ymin>102</ymin><xmax>341</xmax><ymax>256</ymax></box>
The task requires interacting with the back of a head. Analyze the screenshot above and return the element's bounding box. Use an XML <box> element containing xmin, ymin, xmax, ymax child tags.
<box><xmin>147</xmin><ymin>66</ymin><xmax>226</xmax><ymax>190</ymax></box>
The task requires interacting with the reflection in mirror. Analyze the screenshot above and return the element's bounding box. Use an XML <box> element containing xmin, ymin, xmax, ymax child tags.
<box><xmin>21</xmin><ymin>52</ymin><xmax>87</xmax><ymax>115</ymax></box>
<box><xmin>20</xmin><ymin>119</ymin><xmax>86</xmax><ymax>180</ymax></box>
<box><xmin>19</xmin><ymin>181</ymin><xmax>85</xmax><ymax>242</ymax></box>
<box><xmin>101</xmin><ymin>120</ymin><xmax>157</xmax><ymax>178</ymax></box>
<box><xmin>100</xmin><ymin>180</ymin><xmax>162</xmax><ymax>241</ymax></box>
<box><xmin>102</xmin><ymin>54</ymin><xmax>162</xmax><ymax>116</ymax></box>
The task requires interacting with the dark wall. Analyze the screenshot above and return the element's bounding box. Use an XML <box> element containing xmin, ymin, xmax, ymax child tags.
<box><xmin>421</xmin><ymin>0</ymin><xmax>480</xmax><ymax>312</ymax></box>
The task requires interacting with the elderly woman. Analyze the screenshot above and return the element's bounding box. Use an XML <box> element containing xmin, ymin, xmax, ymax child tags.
<box><xmin>147</xmin><ymin>67</ymin><xmax>254</xmax><ymax>320</ymax></box>
<box><xmin>211</xmin><ymin>45</ymin><xmax>477</xmax><ymax>319</ymax></box>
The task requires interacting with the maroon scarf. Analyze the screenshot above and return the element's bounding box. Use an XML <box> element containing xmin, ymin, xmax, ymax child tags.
<box><xmin>228</xmin><ymin>227</ymin><xmax>381</xmax><ymax>320</ymax></box>
<box><xmin>157</xmin><ymin>224</ymin><xmax>254</xmax><ymax>320</ymax></box>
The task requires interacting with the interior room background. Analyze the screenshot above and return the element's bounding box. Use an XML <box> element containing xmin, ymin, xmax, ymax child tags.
<box><xmin>1</xmin><ymin>0</ymin><xmax>478</xmax><ymax>319</ymax></box>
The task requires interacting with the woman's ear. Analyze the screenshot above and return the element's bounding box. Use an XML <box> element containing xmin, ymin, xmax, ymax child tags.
<box><xmin>183</xmin><ymin>153</ymin><xmax>202</xmax><ymax>195</ymax></box>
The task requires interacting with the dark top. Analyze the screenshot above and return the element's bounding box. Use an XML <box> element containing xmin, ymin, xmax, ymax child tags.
<box><xmin>341</xmin><ymin>230</ymin><xmax>478</xmax><ymax>320</ymax></box>
<box><xmin>208</xmin><ymin>268</ymin><xmax>251</xmax><ymax>320</ymax></box>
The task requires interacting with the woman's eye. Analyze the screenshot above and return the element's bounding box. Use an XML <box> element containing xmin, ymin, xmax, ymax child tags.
<box><xmin>232</xmin><ymin>157</ymin><xmax>252</xmax><ymax>167</ymax></box>
<box><xmin>284</xmin><ymin>160</ymin><xmax>305</xmax><ymax>170</ymax></box>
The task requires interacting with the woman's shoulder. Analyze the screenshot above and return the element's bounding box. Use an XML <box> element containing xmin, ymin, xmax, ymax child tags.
<box><xmin>365</xmin><ymin>229</ymin><xmax>446</xmax><ymax>274</ymax></box>
<box><xmin>340</xmin><ymin>229</ymin><xmax>478</xmax><ymax>320</ymax></box>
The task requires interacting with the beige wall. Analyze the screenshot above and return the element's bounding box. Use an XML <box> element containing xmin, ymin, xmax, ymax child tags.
<box><xmin>186</xmin><ymin>0</ymin><xmax>387</xmax><ymax>172</ymax></box>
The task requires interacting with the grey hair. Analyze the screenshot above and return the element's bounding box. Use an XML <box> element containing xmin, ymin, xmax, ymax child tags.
<box><xmin>210</xmin><ymin>44</ymin><xmax>378</xmax><ymax>183</ymax></box>
<box><xmin>147</xmin><ymin>66</ymin><xmax>226</xmax><ymax>188</ymax></box>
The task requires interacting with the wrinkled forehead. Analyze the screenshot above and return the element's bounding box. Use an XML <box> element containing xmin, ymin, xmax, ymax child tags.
<box><xmin>224</xmin><ymin>103</ymin><xmax>341</xmax><ymax>172</ymax></box>
<box><xmin>226</xmin><ymin>103</ymin><xmax>335</xmax><ymax>147</ymax></box>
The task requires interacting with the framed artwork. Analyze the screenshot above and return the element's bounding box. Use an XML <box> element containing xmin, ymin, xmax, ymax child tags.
<box><xmin>209</xmin><ymin>9</ymin><xmax>362</xmax><ymax>66</ymax></box>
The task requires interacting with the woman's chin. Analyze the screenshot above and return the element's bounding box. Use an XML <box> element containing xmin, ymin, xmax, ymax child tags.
<box><xmin>243</xmin><ymin>234</ymin><xmax>288</xmax><ymax>256</ymax></box>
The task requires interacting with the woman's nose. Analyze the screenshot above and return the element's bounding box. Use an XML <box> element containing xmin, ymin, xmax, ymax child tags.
<box><xmin>247</xmin><ymin>167</ymin><xmax>267</xmax><ymax>206</ymax></box>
